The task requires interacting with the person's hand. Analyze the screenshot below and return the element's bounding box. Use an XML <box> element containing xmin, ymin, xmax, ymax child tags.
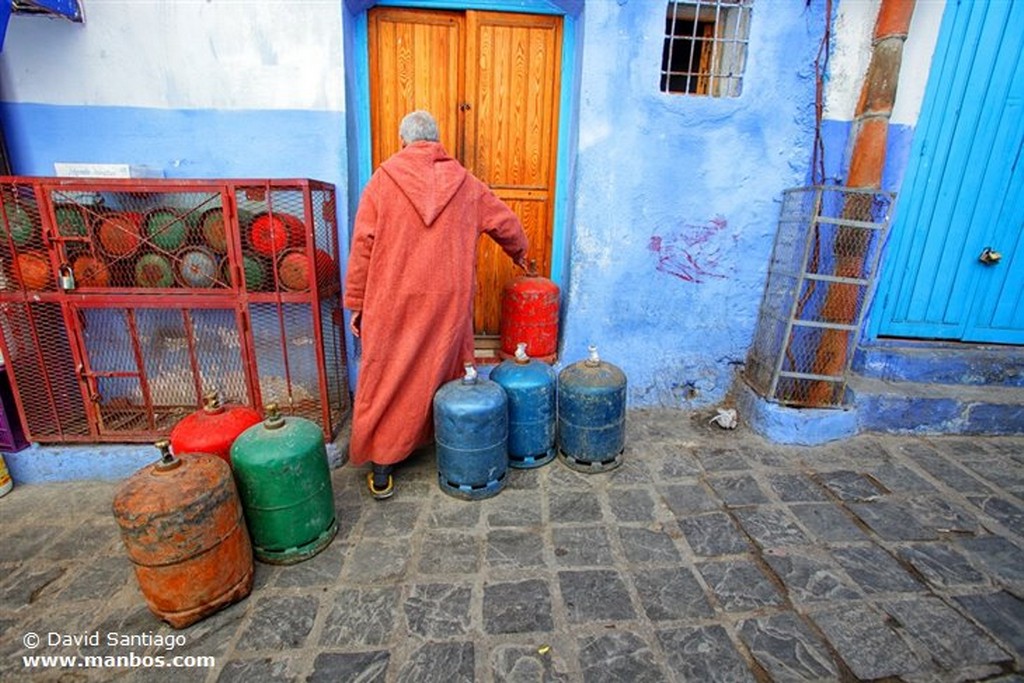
<box><xmin>515</xmin><ymin>256</ymin><xmax>529</xmax><ymax>271</ymax></box>
<box><xmin>349</xmin><ymin>310</ymin><xmax>362</xmax><ymax>338</ymax></box>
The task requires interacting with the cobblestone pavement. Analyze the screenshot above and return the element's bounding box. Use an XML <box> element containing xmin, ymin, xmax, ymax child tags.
<box><xmin>2</xmin><ymin>409</ymin><xmax>1023</xmax><ymax>682</ymax></box>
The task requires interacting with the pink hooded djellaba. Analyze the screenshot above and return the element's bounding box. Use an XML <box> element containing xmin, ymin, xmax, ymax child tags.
<box><xmin>344</xmin><ymin>141</ymin><xmax>528</xmax><ymax>466</ymax></box>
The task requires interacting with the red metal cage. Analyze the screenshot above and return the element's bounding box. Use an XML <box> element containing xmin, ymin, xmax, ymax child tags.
<box><xmin>0</xmin><ymin>177</ymin><xmax>350</xmax><ymax>443</ymax></box>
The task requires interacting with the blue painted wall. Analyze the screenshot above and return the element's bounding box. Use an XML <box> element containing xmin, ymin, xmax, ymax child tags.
<box><xmin>560</xmin><ymin>0</ymin><xmax>825</xmax><ymax>407</ymax></box>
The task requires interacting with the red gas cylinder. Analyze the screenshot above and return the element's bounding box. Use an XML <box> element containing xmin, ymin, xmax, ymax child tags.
<box><xmin>499</xmin><ymin>260</ymin><xmax>560</xmax><ymax>363</ymax></box>
<box><xmin>170</xmin><ymin>391</ymin><xmax>262</xmax><ymax>465</ymax></box>
<box><xmin>112</xmin><ymin>441</ymin><xmax>253</xmax><ymax>628</ymax></box>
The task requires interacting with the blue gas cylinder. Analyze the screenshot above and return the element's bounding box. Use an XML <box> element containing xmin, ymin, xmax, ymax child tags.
<box><xmin>558</xmin><ymin>345</ymin><xmax>627</xmax><ymax>472</ymax></box>
<box><xmin>433</xmin><ymin>363</ymin><xmax>509</xmax><ymax>499</ymax></box>
<box><xmin>490</xmin><ymin>342</ymin><xmax>557</xmax><ymax>469</ymax></box>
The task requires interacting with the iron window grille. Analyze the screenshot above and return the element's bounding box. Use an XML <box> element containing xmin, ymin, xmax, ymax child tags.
<box><xmin>660</xmin><ymin>0</ymin><xmax>753</xmax><ymax>97</ymax></box>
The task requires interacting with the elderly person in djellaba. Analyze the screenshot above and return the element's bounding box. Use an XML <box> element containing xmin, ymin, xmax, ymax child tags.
<box><xmin>344</xmin><ymin>110</ymin><xmax>529</xmax><ymax>499</ymax></box>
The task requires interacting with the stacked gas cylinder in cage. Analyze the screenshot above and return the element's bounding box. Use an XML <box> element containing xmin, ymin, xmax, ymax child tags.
<box><xmin>3</xmin><ymin>199</ymin><xmax>339</xmax><ymax>293</ymax></box>
<box><xmin>433</xmin><ymin>267</ymin><xmax>628</xmax><ymax>500</ymax></box>
<box><xmin>112</xmin><ymin>393</ymin><xmax>337</xmax><ymax>628</ymax></box>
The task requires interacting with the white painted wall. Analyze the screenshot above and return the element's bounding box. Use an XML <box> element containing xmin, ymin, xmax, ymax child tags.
<box><xmin>0</xmin><ymin>0</ymin><xmax>345</xmax><ymax>111</ymax></box>
<box><xmin>825</xmin><ymin>0</ymin><xmax>945</xmax><ymax>125</ymax></box>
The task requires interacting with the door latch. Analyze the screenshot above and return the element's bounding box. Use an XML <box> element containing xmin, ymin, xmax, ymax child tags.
<box><xmin>979</xmin><ymin>246</ymin><xmax>1002</xmax><ymax>265</ymax></box>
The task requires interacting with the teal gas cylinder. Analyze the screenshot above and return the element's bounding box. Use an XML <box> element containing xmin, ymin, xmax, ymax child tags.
<box><xmin>489</xmin><ymin>342</ymin><xmax>557</xmax><ymax>469</ymax></box>
<box><xmin>433</xmin><ymin>364</ymin><xmax>508</xmax><ymax>500</ymax></box>
<box><xmin>557</xmin><ymin>345</ymin><xmax>627</xmax><ymax>472</ymax></box>
<box><xmin>229</xmin><ymin>404</ymin><xmax>337</xmax><ymax>564</ymax></box>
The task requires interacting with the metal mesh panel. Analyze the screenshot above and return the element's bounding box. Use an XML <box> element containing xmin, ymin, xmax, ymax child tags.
<box><xmin>0</xmin><ymin>301</ymin><xmax>90</xmax><ymax>441</ymax></box>
<box><xmin>745</xmin><ymin>186</ymin><xmax>894</xmax><ymax>407</ymax></box>
<box><xmin>44</xmin><ymin>188</ymin><xmax>230</xmax><ymax>291</ymax></box>
<box><xmin>0</xmin><ymin>177</ymin><xmax>349</xmax><ymax>443</ymax></box>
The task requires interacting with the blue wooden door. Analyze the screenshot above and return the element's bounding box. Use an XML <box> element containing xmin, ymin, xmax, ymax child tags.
<box><xmin>875</xmin><ymin>0</ymin><xmax>1024</xmax><ymax>344</ymax></box>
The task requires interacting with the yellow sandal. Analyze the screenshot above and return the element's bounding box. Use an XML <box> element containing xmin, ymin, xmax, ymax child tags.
<box><xmin>367</xmin><ymin>471</ymin><xmax>394</xmax><ymax>500</ymax></box>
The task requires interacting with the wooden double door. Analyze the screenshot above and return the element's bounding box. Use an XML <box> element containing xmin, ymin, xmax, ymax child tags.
<box><xmin>368</xmin><ymin>7</ymin><xmax>562</xmax><ymax>337</ymax></box>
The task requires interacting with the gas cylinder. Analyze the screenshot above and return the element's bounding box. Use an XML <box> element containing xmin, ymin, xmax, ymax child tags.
<box><xmin>229</xmin><ymin>404</ymin><xmax>337</xmax><ymax>564</ymax></box>
<box><xmin>499</xmin><ymin>260</ymin><xmax>560</xmax><ymax>363</ymax></box>
<box><xmin>112</xmin><ymin>441</ymin><xmax>253</xmax><ymax>628</ymax></box>
<box><xmin>0</xmin><ymin>453</ymin><xmax>12</xmax><ymax>497</ymax></box>
<box><xmin>557</xmin><ymin>345</ymin><xmax>627</xmax><ymax>472</ymax></box>
<box><xmin>170</xmin><ymin>391</ymin><xmax>261</xmax><ymax>465</ymax></box>
<box><xmin>490</xmin><ymin>342</ymin><xmax>557</xmax><ymax>469</ymax></box>
<box><xmin>433</xmin><ymin>364</ymin><xmax>509</xmax><ymax>499</ymax></box>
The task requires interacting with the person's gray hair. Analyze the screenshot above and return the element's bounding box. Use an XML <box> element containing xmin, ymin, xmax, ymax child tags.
<box><xmin>399</xmin><ymin>110</ymin><xmax>440</xmax><ymax>144</ymax></box>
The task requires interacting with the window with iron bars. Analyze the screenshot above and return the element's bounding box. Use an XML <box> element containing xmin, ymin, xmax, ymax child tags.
<box><xmin>660</xmin><ymin>0</ymin><xmax>752</xmax><ymax>97</ymax></box>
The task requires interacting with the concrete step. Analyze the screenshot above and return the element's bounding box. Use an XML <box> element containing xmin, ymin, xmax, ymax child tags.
<box><xmin>852</xmin><ymin>341</ymin><xmax>1024</xmax><ymax>387</ymax></box>
<box><xmin>847</xmin><ymin>373</ymin><xmax>1024</xmax><ymax>435</ymax></box>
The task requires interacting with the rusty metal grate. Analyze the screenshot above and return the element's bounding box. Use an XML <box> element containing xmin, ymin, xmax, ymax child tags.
<box><xmin>745</xmin><ymin>186</ymin><xmax>894</xmax><ymax>407</ymax></box>
<box><xmin>660</xmin><ymin>0</ymin><xmax>753</xmax><ymax>97</ymax></box>
<box><xmin>0</xmin><ymin>177</ymin><xmax>349</xmax><ymax>443</ymax></box>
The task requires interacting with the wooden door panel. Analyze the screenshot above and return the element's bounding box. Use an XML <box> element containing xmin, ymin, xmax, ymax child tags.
<box><xmin>467</xmin><ymin>11</ymin><xmax>561</xmax><ymax>335</ymax></box>
<box><xmin>368</xmin><ymin>8</ymin><xmax>464</xmax><ymax>167</ymax></box>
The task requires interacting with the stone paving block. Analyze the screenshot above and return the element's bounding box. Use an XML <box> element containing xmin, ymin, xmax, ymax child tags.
<box><xmin>359</xmin><ymin>500</ymin><xmax>423</xmax><ymax>538</ymax></box>
<box><xmin>763</xmin><ymin>551</ymin><xmax>862</xmax><ymax>604</ymax></box>
<box><xmin>341</xmin><ymin>538</ymin><xmax>412</xmax><ymax>584</ymax></box>
<box><xmin>578</xmin><ymin>631</ymin><xmax>665</xmax><ymax>683</ymax></box>
<box><xmin>548</xmin><ymin>490</ymin><xmax>602</xmax><ymax>524</ymax></box>
<box><xmin>896</xmin><ymin>543</ymin><xmax>986</xmax><ymax>588</ymax></box>
<box><xmin>902</xmin><ymin>494</ymin><xmax>982</xmax><ymax>534</ymax></box>
<box><xmin>866</xmin><ymin>463</ymin><xmax>937</xmax><ymax>494</ymax></box>
<box><xmin>236</xmin><ymin>595</ymin><xmax>319</xmax><ymax>651</ymax></box>
<box><xmin>902</xmin><ymin>448</ymin><xmax>992</xmax><ymax>494</ymax></box>
<box><xmin>962</xmin><ymin>457</ymin><xmax>1024</xmax><ymax>491</ymax></box>
<box><xmin>546</xmin><ymin>463</ymin><xmax>600</xmax><ymax>490</ymax></box>
<box><xmin>486</xmin><ymin>491</ymin><xmax>544</xmax><ymax>527</ymax></box>
<box><xmin>334</xmin><ymin>504</ymin><xmax>363</xmax><ymax>543</ymax></box>
<box><xmin>655</xmin><ymin>624</ymin><xmax>756</xmax><ymax>683</ymax></box>
<box><xmin>953</xmin><ymin>591</ymin><xmax>1024</xmax><ymax>657</ymax></box>
<box><xmin>617</xmin><ymin>526</ymin><xmax>683</xmax><ymax>565</ymax></box>
<box><xmin>425</xmin><ymin>495</ymin><xmax>482</xmax><ymax>529</ymax></box>
<box><xmin>308</xmin><ymin>650</ymin><xmax>389</xmax><ymax>683</ymax></box>
<box><xmin>630</xmin><ymin>566</ymin><xmax>714</xmax><ymax>621</ymax></box>
<box><xmin>707</xmin><ymin>474</ymin><xmax>770</xmax><ymax>506</ymax></box>
<box><xmin>416</xmin><ymin>530</ymin><xmax>481</xmax><ymax>576</ymax></box>
<box><xmin>558</xmin><ymin>569</ymin><xmax>635</xmax><ymax>623</ymax></box>
<box><xmin>882</xmin><ymin>596</ymin><xmax>1012</xmax><ymax>670</ymax></box>
<box><xmin>395</xmin><ymin>641</ymin><xmax>474</xmax><ymax>683</ymax></box>
<box><xmin>483</xmin><ymin>579</ymin><xmax>553</xmax><ymax>634</ymax></box>
<box><xmin>694</xmin><ymin>447</ymin><xmax>749</xmax><ymax>472</ymax></box>
<box><xmin>272</xmin><ymin>540</ymin><xmax>346</xmax><ymax>588</ymax></box>
<box><xmin>733</xmin><ymin>507</ymin><xmax>811</xmax><ymax>548</ymax></box>
<box><xmin>646</xmin><ymin>443</ymin><xmax>703</xmax><ymax>479</ymax></box>
<box><xmin>969</xmin><ymin>495</ymin><xmax>1024</xmax><ymax>532</ymax></box>
<box><xmin>3</xmin><ymin>525</ymin><xmax>65</xmax><ymax>563</ymax></box>
<box><xmin>737</xmin><ymin>611</ymin><xmax>839</xmax><ymax>681</ymax></box>
<box><xmin>766</xmin><ymin>473</ymin><xmax>830</xmax><ymax>502</ymax></box>
<box><xmin>39</xmin><ymin>520</ymin><xmax>121</xmax><ymax>562</ymax></box>
<box><xmin>809</xmin><ymin>602</ymin><xmax>923</xmax><ymax>680</ymax></box>
<box><xmin>0</xmin><ymin>563</ymin><xmax>69</xmax><ymax>610</ymax></box>
<box><xmin>957</xmin><ymin>535</ymin><xmax>1024</xmax><ymax>584</ymax></box>
<box><xmin>217</xmin><ymin>656</ymin><xmax>295</xmax><ymax>683</ymax></box>
<box><xmin>831</xmin><ymin>545</ymin><xmax>925</xmax><ymax>594</ymax></box>
<box><xmin>657</xmin><ymin>481</ymin><xmax>719</xmax><ymax>517</ymax></box>
<box><xmin>486</xmin><ymin>529</ymin><xmax>546</xmax><ymax>569</ymax></box>
<box><xmin>847</xmin><ymin>501</ymin><xmax>938</xmax><ymax>541</ymax></box>
<box><xmin>604</xmin><ymin>457</ymin><xmax>654</xmax><ymax>485</ymax></box>
<box><xmin>698</xmin><ymin>558</ymin><xmax>786</xmax><ymax>612</ymax></box>
<box><xmin>405</xmin><ymin>583</ymin><xmax>471</xmax><ymax>638</ymax></box>
<box><xmin>59</xmin><ymin>553</ymin><xmax>132</xmax><ymax>602</ymax></box>
<box><xmin>814</xmin><ymin>470</ymin><xmax>885</xmax><ymax>501</ymax></box>
<box><xmin>679</xmin><ymin>512</ymin><xmax>751</xmax><ymax>556</ymax></box>
<box><xmin>506</xmin><ymin>466</ymin><xmax>542</xmax><ymax>490</ymax></box>
<box><xmin>490</xmin><ymin>642</ymin><xmax>570</xmax><ymax>682</ymax></box>
<box><xmin>552</xmin><ymin>526</ymin><xmax>614</xmax><ymax>567</ymax></box>
<box><xmin>788</xmin><ymin>502</ymin><xmax>870</xmax><ymax>543</ymax></box>
<box><xmin>607</xmin><ymin>488</ymin><xmax>656</xmax><ymax>522</ymax></box>
<box><xmin>319</xmin><ymin>587</ymin><xmax>398</xmax><ymax>647</ymax></box>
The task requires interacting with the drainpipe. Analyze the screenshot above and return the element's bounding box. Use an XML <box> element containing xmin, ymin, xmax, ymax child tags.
<box><xmin>806</xmin><ymin>0</ymin><xmax>915</xmax><ymax>406</ymax></box>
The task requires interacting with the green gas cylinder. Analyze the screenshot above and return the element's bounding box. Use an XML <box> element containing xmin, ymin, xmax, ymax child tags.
<box><xmin>229</xmin><ymin>403</ymin><xmax>338</xmax><ymax>564</ymax></box>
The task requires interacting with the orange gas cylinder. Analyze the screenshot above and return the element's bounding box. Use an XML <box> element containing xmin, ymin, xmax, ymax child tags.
<box><xmin>170</xmin><ymin>391</ymin><xmax>261</xmax><ymax>465</ymax></box>
<box><xmin>499</xmin><ymin>260</ymin><xmax>561</xmax><ymax>363</ymax></box>
<box><xmin>112</xmin><ymin>441</ymin><xmax>253</xmax><ymax>628</ymax></box>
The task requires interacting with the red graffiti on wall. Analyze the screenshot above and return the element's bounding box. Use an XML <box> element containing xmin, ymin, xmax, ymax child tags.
<box><xmin>648</xmin><ymin>216</ymin><xmax>729</xmax><ymax>283</ymax></box>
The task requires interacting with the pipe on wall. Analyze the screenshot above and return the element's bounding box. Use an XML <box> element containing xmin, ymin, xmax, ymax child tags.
<box><xmin>805</xmin><ymin>0</ymin><xmax>916</xmax><ymax>406</ymax></box>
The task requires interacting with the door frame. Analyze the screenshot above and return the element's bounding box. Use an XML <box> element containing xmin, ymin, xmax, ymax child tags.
<box><xmin>345</xmin><ymin>0</ymin><xmax>580</xmax><ymax>289</ymax></box>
